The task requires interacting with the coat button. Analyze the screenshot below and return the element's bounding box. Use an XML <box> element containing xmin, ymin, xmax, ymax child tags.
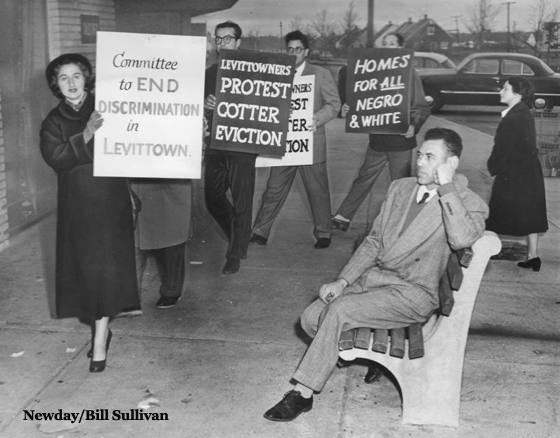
<box><xmin>415</xmin><ymin>258</ymin><xmax>420</xmax><ymax>262</ymax></box>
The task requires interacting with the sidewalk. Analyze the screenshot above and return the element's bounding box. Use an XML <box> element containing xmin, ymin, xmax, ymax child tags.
<box><xmin>0</xmin><ymin>116</ymin><xmax>558</xmax><ymax>438</ymax></box>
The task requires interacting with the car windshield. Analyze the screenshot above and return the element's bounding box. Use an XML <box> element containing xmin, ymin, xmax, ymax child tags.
<box><xmin>442</xmin><ymin>59</ymin><xmax>457</xmax><ymax>69</ymax></box>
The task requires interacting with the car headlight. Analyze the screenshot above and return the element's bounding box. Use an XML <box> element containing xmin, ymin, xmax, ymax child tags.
<box><xmin>533</xmin><ymin>97</ymin><xmax>547</xmax><ymax>110</ymax></box>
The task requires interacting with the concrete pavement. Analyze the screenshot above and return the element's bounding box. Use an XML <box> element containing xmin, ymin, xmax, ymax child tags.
<box><xmin>0</xmin><ymin>115</ymin><xmax>558</xmax><ymax>438</ymax></box>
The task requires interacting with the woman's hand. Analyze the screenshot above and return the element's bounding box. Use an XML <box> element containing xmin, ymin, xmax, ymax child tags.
<box><xmin>83</xmin><ymin>111</ymin><xmax>104</xmax><ymax>143</ymax></box>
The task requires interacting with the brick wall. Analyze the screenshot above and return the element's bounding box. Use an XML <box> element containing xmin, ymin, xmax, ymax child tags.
<box><xmin>46</xmin><ymin>0</ymin><xmax>116</xmax><ymax>65</ymax></box>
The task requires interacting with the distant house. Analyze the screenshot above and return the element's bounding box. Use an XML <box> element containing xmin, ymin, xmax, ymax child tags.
<box><xmin>394</xmin><ymin>15</ymin><xmax>454</xmax><ymax>53</ymax></box>
<box><xmin>337</xmin><ymin>15</ymin><xmax>454</xmax><ymax>53</ymax></box>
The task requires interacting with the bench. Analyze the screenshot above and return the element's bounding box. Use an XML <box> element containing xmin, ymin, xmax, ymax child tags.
<box><xmin>338</xmin><ymin>231</ymin><xmax>501</xmax><ymax>427</ymax></box>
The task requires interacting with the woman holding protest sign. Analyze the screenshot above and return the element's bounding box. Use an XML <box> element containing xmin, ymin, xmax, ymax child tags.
<box><xmin>40</xmin><ymin>53</ymin><xmax>139</xmax><ymax>372</ymax></box>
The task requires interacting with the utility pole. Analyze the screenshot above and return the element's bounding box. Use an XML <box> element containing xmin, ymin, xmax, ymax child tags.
<box><xmin>279</xmin><ymin>21</ymin><xmax>283</xmax><ymax>51</ymax></box>
<box><xmin>367</xmin><ymin>0</ymin><xmax>375</xmax><ymax>48</ymax></box>
<box><xmin>452</xmin><ymin>15</ymin><xmax>461</xmax><ymax>43</ymax></box>
<box><xmin>502</xmin><ymin>2</ymin><xmax>516</xmax><ymax>52</ymax></box>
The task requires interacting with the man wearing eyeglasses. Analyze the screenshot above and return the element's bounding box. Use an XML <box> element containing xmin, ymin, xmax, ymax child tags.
<box><xmin>250</xmin><ymin>30</ymin><xmax>341</xmax><ymax>249</ymax></box>
<box><xmin>203</xmin><ymin>21</ymin><xmax>255</xmax><ymax>275</ymax></box>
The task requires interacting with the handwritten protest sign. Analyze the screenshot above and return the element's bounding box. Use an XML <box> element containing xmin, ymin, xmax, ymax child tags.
<box><xmin>256</xmin><ymin>75</ymin><xmax>314</xmax><ymax>167</ymax></box>
<box><xmin>345</xmin><ymin>48</ymin><xmax>413</xmax><ymax>134</ymax></box>
<box><xmin>94</xmin><ymin>31</ymin><xmax>205</xmax><ymax>178</ymax></box>
<box><xmin>210</xmin><ymin>50</ymin><xmax>295</xmax><ymax>156</ymax></box>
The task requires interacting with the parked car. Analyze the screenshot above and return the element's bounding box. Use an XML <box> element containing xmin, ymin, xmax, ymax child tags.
<box><xmin>413</xmin><ymin>52</ymin><xmax>457</xmax><ymax>71</ymax></box>
<box><xmin>420</xmin><ymin>52</ymin><xmax>560</xmax><ymax>111</ymax></box>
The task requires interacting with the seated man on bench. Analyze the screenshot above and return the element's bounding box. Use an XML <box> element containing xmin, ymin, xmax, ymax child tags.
<box><xmin>264</xmin><ymin>128</ymin><xmax>489</xmax><ymax>422</ymax></box>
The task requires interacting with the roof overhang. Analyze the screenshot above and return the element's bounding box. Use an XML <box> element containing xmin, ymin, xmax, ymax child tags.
<box><xmin>114</xmin><ymin>0</ymin><xmax>238</xmax><ymax>17</ymax></box>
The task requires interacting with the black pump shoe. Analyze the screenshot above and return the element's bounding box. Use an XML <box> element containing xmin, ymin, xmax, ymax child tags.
<box><xmin>517</xmin><ymin>257</ymin><xmax>541</xmax><ymax>272</ymax></box>
<box><xmin>87</xmin><ymin>329</ymin><xmax>112</xmax><ymax>358</ymax></box>
<box><xmin>89</xmin><ymin>330</ymin><xmax>112</xmax><ymax>372</ymax></box>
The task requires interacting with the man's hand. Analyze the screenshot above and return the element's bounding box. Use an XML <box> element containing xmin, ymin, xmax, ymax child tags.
<box><xmin>308</xmin><ymin>114</ymin><xmax>318</xmax><ymax>133</ymax></box>
<box><xmin>401</xmin><ymin>125</ymin><xmax>415</xmax><ymax>139</ymax></box>
<box><xmin>204</xmin><ymin>94</ymin><xmax>216</xmax><ymax>111</ymax></box>
<box><xmin>319</xmin><ymin>279</ymin><xmax>348</xmax><ymax>304</ymax></box>
<box><xmin>434</xmin><ymin>161</ymin><xmax>456</xmax><ymax>186</ymax></box>
<box><xmin>340</xmin><ymin>103</ymin><xmax>350</xmax><ymax>118</ymax></box>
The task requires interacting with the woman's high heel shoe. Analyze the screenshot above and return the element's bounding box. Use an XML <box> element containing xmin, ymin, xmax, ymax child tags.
<box><xmin>87</xmin><ymin>329</ymin><xmax>112</xmax><ymax>358</ymax></box>
<box><xmin>89</xmin><ymin>330</ymin><xmax>112</xmax><ymax>373</ymax></box>
<box><xmin>517</xmin><ymin>257</ymin><xmax>541</xmax><ymax>272</ymax></box>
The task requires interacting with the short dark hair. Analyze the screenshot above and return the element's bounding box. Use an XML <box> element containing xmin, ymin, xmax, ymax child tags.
<box><xmin>215</xmin><ymin>20</ymin><xmax>242</xmax><ymax>39</ymax></box>
<box><xmin>423</xmin><ymin>127</ymin><xmax>463</xmax><ymax>158</ymax></box>
<box><xmin>503</xmin><ymin>76</ymin><xmax>534</xmax><ymax>103</ymax></box>
<box><xmin>45</xmin><ymin>53</ymin><xmax>94</xmax><ymax>99</ymax></box>
<box><xmin>385</xmin><ymin>33</ymin><xmax>405</xmax><ymax>47</ymax></box>
<box><xmin>285</xmin><ymin>30</ymin><xmax>310</xmax><ymax>49</ymax></box>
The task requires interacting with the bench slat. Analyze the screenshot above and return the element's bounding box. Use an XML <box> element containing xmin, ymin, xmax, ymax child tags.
<box><xmin>372</xmin><ymin>329</ymin><xmax>389</xmax><ymax>353</ymax></box>
<box><xmin>354</xmin><ymin>327</ymin><xmax>372</xmax><ymax>349</ymax></box>
<box><xmin>339</xmin><ymin>329</ymin><xmax>356</xmax><ymax>350</ymax></box>
<box><xmin>389</xmin><ymin>328</ymin><xmax>405</xmax><ymax>358</ymax></box>
<box><xmin>408</xmin><ymin>323</ymin><xmax>425</xmax><ymax>359</ymax></box>
<box><xmin>447</xmin><ymin>251</ymin><xmax>464</xmax><ymax>292</ymax></box>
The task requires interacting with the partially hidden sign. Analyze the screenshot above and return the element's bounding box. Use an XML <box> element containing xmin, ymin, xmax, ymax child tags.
<box><xmin>256</xmin><ymin>75</ymin><xmax>314</xmax><ymax>167</ymax></box>
<box><xmin>345</xmin><ymin>48</ymin><xmax>413</xmax><ymax>134</ymax></box>
<box><xmin>210</xmin><ymin>50</ymin><xmax>295</xmax><ymax>156</ymax></box>
<box><xmin>94</xmin><ymin>31</ymin><xmax>206</xmax><ymax>178</ymax></box>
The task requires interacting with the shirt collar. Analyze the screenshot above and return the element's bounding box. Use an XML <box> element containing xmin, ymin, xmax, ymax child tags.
<box><xmin>501</xmin><ymin>105</ymin><xmax>513</xmax><ymax>118</ymax></box>
<box><xmin>416</xmin><ymin>185</ymin><xmax>438</xmax><ymax>203</ymax></box>
<box><xmin>65</xmin><ymin>92</ymin><xmax>87</xmax><ymax>112</ymax></box>
<box><xmin>295</xmin><ymin>61</ymin><xmax>306</xmax><ymax>77</ymax></box>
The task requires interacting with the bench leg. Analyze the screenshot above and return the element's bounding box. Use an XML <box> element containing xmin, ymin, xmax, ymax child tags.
<box><xmin>399</xmin><ymin>363</ymin><xmax>461</xmax><ymax>427</ymax></box>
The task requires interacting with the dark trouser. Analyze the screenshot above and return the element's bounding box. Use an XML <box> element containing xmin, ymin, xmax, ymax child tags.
<box><xmin>137</xmin><ymin>242</ymin><xmax>186</xmax><ymax>298</ymax></box>
<box><xmin>252</xmin><ymin>162</ymin><xmax>332</xmax><ymax>241</ymax></box>
<box><xmin>336</xmin><ymin>148</ymin><xmax>413</xmax><ymax>224</ymax></box>
<box><xmin>204</xmin><ymin>152</ymin><xmax>256</xmax><ymax>260</ymax></box>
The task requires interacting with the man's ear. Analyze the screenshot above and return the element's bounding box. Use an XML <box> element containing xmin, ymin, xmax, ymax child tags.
<box><xmin>235</xmin><ymin>38</ymin><xmax>241</xmax><ymax>49</ymax></box>
<box><xmin>448</xmin><ymin>155</ymin><xmax>459</xmax><ymax>169</ymax></box>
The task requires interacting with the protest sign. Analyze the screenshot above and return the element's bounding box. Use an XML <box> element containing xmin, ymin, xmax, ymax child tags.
<box><xmin>256</xmin><ymin>75</ymin><xmax>314</xmax><ymax>167</ymax></box>
<box><xmin>210</xmin><ymin>50</ymin><xmax>295</xmax><ymax>156</ymax></box>
<box><xmin>94</xmin><ymin>31</ymin><xmax>205</xmax><ymax>178</ymax></box>
<box><xmin>345</xmin><ymin>48</ymin><xmax>413</xmax><ymax>135</ymax></box>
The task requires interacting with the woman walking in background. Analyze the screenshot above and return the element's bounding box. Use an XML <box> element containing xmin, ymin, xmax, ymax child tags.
<box><xmin>486</xmin><ymin>76</ymin><xmax>548</xmax><ymax>271</ymax></box>
<box><xmin>40</xmin><ymin>53</ymin><xmax>139</xmax><ymax>372</ymax></box>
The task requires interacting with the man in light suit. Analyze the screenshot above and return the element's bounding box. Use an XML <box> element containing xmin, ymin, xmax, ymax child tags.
<box><xmin>263</xmin><ymin>128</ymin><xmax>488</xmax><ymax>422</ymax></box>
<box><xmin>250</xmin><ymin>30</ymin><xmax>341</xmax><ymax>249</ymax></box>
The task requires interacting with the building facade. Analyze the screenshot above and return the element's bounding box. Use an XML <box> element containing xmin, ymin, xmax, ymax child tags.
<box><xmin>0</xmin><ymin>0</ymin><xmax>236</xmax><ymax>251</ymax></box>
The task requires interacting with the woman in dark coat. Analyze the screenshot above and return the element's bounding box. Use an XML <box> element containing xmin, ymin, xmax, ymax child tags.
<box><xmin>486</xmin><ymin>76</ymin><xmax>548</xmax><ymax>271</ymax></box>
<box><xmin>40</xmin><ymin>53</ymin><xmax>139</xmax><ymax>372</ymax></box>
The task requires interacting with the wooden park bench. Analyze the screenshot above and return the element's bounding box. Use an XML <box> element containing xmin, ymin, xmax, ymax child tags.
<box><xmin>338</xmin><ymin>231</ymin><xmax>501</xmax><ymax>427</ymax></box>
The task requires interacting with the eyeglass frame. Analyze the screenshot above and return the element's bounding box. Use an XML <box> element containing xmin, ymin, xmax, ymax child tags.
<box><xmin>214</xmin><ymin>35</ymin><xmax>238</xmax><ymax>46</ymax></box>
<box><xmin>287</xmin><ymin>46</ymin><xmax>306</xmax><ymax>54</ymax></box>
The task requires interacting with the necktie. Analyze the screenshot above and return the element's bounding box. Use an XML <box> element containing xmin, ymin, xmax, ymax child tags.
<box><xmin>418</xmin><ymin>192</ymin><xmax>430</xmax><ymax>204</ymax></box>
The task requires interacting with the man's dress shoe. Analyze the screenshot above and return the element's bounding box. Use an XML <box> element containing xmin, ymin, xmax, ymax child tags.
<box><xmin>364</xmin><ymin>365</ymin><xmax>384</xmax><ymax>384</ymax></box>
<box><xmin>314</xmin><ymin>237</ymin><xmax>331</xmax><ymax>249</ymax></box>
<box><xmin>250</xmin><ymin>234</ymin><xmax>268</xmax><ymax>245</ymax></box>
<box><xmin>263</xmin><ymin>390</ymin><xmax>313</xmax><ymax>422</ymax></box>
<box><xmin>332</xmin><ymin>217</ymin><xmax>350</xmax><ymax>231</ymax></box>
<box><xmin>222</xmin><ymin>257</ymin><xmax>240</xmax><ymax>274</ymax></box>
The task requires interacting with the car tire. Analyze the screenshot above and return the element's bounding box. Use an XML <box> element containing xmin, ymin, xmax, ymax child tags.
<box><xmin>424</xmin><ymin>89</ymin><xmax>443</xmax><ymax>112</ymax></box>
<box><xmin>531</xmin><ymin>96</ymin><xmax>554</xmax><ymax>111</ymax></box>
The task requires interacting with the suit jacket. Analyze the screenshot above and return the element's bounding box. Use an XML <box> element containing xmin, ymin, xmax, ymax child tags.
<box><xmin>301</xmin><ymin>62</ymin><xmax>341</xmax><ymax>163</ymax></box>
<box><xmin>339</xmin><ymin>175</ymin><xmax>488</xmax><ymax>313</ymax></box>
<box><xmin>131</xmin><ymin>179</ymin><xmax>191</xmax><ymax>250</ymax></box>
